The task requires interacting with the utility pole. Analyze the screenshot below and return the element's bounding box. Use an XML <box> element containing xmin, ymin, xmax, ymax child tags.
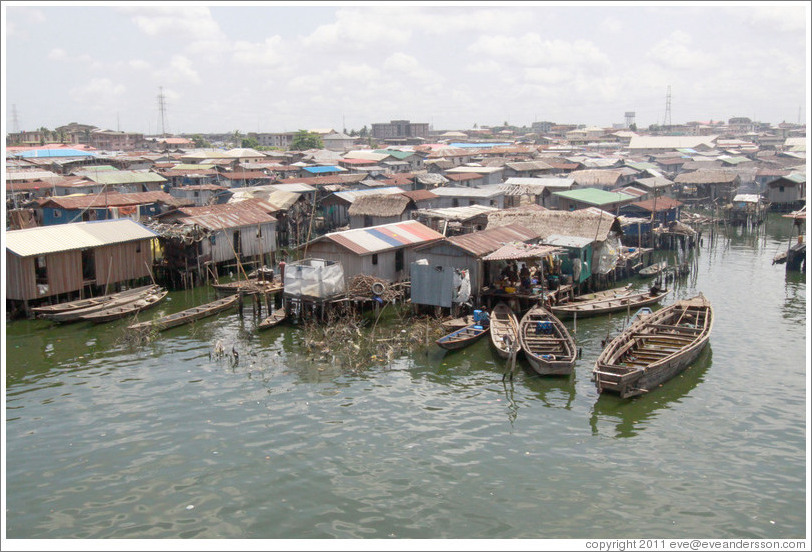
<box><xmin>157</xmin><ymin>86</ymin><xmax>168</xmax><ymax>137</ymax></box>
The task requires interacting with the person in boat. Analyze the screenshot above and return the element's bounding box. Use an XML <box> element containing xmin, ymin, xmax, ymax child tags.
<box><xmin>474</xmin><ymin>306</ymin><xmax>490</xmax><ymax>328</ymax></box>
<box><xmin>649</xmin><ymin>283</ymin><xmax>663</xmax><ymax>295</ymax></box>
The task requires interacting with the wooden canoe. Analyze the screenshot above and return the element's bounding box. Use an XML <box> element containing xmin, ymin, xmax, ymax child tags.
<box><xmin>593</xmin><ymin>293</ymin><xmax>713</xmax><ymax>398</ymax></box>
<box><xmin>212</xmin><ymin>278</ymin><xmax>283</xmax><ymax>297</ymax></box>
<box><xmin>639</xmin><ymin>261</ymin><xmax>667</xmax><ymax>277</ymax></box>
<box><xmin>518</xmin><ymin>305</ymin><xmax>577</xmax><ymax>376</ymax></box>
<box><xmin>78</xmin><ymin>290</ymin><xmax>169</xmax><ymax>324</ymax></box>
<box><xmin>555</xmin><ymin>283</ymin><xmax>634</xmax><ymax>306</ymax></box>
<box><xmin>489</xmin><ymin>302</ymin><xmax>520</xmax><ymax>360</ymax></box>
<box><xmin>31</xmin><ymin>285</ymin><xmax>159</xmax><ymax>316</ymax></box>
<box><xmin>551</xmin><ymin>289</ymin><xmax>669</xmax><ymax>319</ymax></box>
<box><xmin>258</xmin><ymin>309</ymin><xmax>287</xmax><ymax>330</ymax></box>
<box><xmin>436</xmin><ymin>323</ymin><xmax>489</xmax><ymax>351</ymax></box>
<box><xmin>127</xmin><ymin>294</ymin><xmax>240</xmax><ymax>332</ymax></box>
<box><xmin>44</xmin><ymin>285</ymin><xmax>163</xmax><ymax>323</ymax></box>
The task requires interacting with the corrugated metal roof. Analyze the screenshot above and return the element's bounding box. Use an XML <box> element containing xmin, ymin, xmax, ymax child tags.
<box><xmin>86</xmin><ymin>170</ymin><xmax>167</xmax><ymax>185</ymax></box>
<box><xmin>502</xmin><ymin>177</ymin><xmax>575</xmax><ymax>188</ymax></box>
<box><xmin>431</xmin><ymin>186</ymin><xmax>503</xmax><ymax>198</ymax></box>
<box><xmin>315</xmin><ymin>220</ymin><xmax>443</xmax><ymax>255</ymax></box>
<box><xmin>732</xmin><ymin>194</ymin><xmax>761</xmax><ymax>203</ymax></box>
<box><xmin>14</xmin><ymin>149</ymin><xmax>97</xmax><ymax>158</ymax></box>
<box><xmin>40</xmin><ymin>191</ymin><xmax>185</xmax><ymax>209</ymax></box>
<box><xmin>483</xmin><ymin>243</ymin><xmax>562</xmax><ymax>261</ymax></box>
<box><xmin>628</xmin><ymin>197</ymin><xmax>683</xmax><ymax>212</ymax></box>
<box><xmin>553</xmin><ymin>188</ymin><xmax>635</xmax><ymax>205</ymax></box>
<box><xmin>6</xmin><ymin>219</ymin><xmax>157</xmax><ymax>257</ymax></box>
<box><xmin>446</xmin><ymin>224</ymin><xmax>539</xmax><ymax>257</ymax></box>
<box><xmin>415</xmin><ymin>205</ymin><xmax>499</xmax><ymax>221</ymax></box>
<box><xmin>332</xmin><ymin>187</ymin><xmax>405</xmax><ymax>203</ymax></box>
<box><xmin>542</xmin><ymin>234</ymin><xmax>593</xmax><ymax>248</ymax></box>
<box><xmin>176</xmin><ymin>199</ymin><xmax>277</xmax><ymax>230</ymax></box>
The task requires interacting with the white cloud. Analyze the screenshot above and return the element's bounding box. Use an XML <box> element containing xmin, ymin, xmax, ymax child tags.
<box><xmin>233</xmin><ymin>36</ymin><xmax>285</xmax><ymax>67</ymax></box>
<box><xmin>129</xmin><ymin>59</ymin><xmax>151</xmax><ymax>71</ymax></box>
<box><xmin>48</xmin><ymin>48</ymin><xmax>67</xmax><ymax>60</ymax></box>
<box><xmin>119</xmin><ymin>6</ymin><xmax>230</xmax><ymax>54</ymax></box>
<box><xmin>646</xmin><ymin>30</ymin><xmax>717</xmax><ymax>70</ymax></box>
<box><xmin>383</xmin><ymin>52</ymin><xmax>436</xmax><ymax>82</ymax></box>
<box><xmin>742</xmin><ymin>6</ymin><xmax>807</xmax><ymax>33</ymax></box>
<box><xmin>524</xmin><ymin>67</ymin><xmax>571</xmax><ymax>85</ymax></box>
<box><xmin>602</xmin><ymin>16</ymin><xmax>623</xmax><ymax>34</ymax></box>
<box><xmin>153</xmin><ymin>55</ymin><xmax>201</xmax><ymax>85</ymax></box>
<box><xmin>468</xmin><ymin>34</ymin><xmax>610</xmax><ymax>68</ymax></box>
<box><xmin>69</xmin><ymin>78</ymin><xmax>126</xmax><ymax>106</ymax></box>
<box><xmin>302</xmin><ymin>8</ymin><xmax>411</xmax><ymax>50</ymax></box>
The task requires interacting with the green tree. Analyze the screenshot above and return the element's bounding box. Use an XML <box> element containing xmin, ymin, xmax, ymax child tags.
<box><xmin>629</xmin><ymin>123</ymin><xmax>637</xmax><ymax>132</ymax></box>
<box><xmin>231</xmin><ymin>129</ymin><xmax>243</xmax><ymax>147</ymax></box>
<box><xmin>290</xmin><ymin>130</ymin><xmax>324</xmax><ymax>151</ymax></box>
<box><xmin>191</xmin><ymin>134</ymin><xmax>212</xmax><ymax>148</ymax></box>
<box><xmin>359</xmin><ymin>125</ymin><xmax>368</xmax><ymax>138</ymax></box>
<box><xmin>241</xmin><ymin>136</ymin><xmax>260</xmax><ymax>149</ymax></box>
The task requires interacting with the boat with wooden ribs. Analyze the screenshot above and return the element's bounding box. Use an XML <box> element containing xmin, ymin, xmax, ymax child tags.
<box><xmin>258</xmin><ymin>308</ymin><xmax>288</xmax><ymax>330</ymax></box>
<box><xmin>555</xmin><ymin>283</ymin><xmax>634</xmax><ymax>306</ymax></box>
<box><xmin>551</xmin><ymin>287</ymin><xmax>669</xmax><ymax>319</ymax></box>
<box><xmin>436</xmin><ymin>323</ymin><xmax>489</xmax><ymax>351</ymax></box>
<box><xmin>518</xmin><ymin>305</ymin><xmax>577</xmax><ymax>376</ymax></box>
<box><xmin>212</xmin><ymin>278</ymin><xmax>283</xmax><ymax>297</ymax></box>
<box><xmin>593</xmin><ymin>293</ymin><xmax>713</xmax><ymax>398</ymax></box>
<box><xmin>639</xmin><ymin>261</ymin><xmax>667</xmax><ymax>277</ymax></box>
<box><xmin>78</xmin><ymin>289</ymin><xmax>169</xmax><ymax>324</ymax></box>
<box><xmin>127</xmin><ymin>294</ymin><xmax>240</xmax><ymax>332</ymax></box>
<box><xmin>32</xmin><ymin>285</ymin><xmax>160</xmax><ymax>317</ymax></box>
<box><xmin>43</xmin><ymin>285</ymin><xmax>163</xmax><ymax>323</ymax></box>
<box><xmin>489</xmin><ymin>302</ymin><xmax>520</xmax><ymax>360</ymax></box>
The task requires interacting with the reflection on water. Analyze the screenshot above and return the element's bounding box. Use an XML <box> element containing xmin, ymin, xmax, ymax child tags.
<box><xmin>4</xmin><ymin>214</ymin><xmax>807</xmax><ymax>539</ymax></box>
<box><xmin>589</xmin><ymin>346</ymin><xmax>713</xmax><ymax>438</ymax></box>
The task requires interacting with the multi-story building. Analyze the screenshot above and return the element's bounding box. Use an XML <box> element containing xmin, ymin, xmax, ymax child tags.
<box><xmin>90</xmin><ymin>129</ymin><xmax>145</xmax><ymax>151</ymax></box>
<box><xmin>371</xmin><ymin>120</ymin><xmax>430</xmax><ymax>141</ymax></box>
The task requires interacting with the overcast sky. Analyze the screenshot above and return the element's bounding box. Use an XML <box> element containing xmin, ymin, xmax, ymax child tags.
<box><xmin>2</xmin><ymin>2</ymin><xmax>809</xmax><ymax>137</ymax></box>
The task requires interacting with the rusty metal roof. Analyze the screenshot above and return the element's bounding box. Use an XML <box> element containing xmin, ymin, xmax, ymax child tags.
<box><xmin>6</xmin><ymin>219</ymin><xmax>158</xmax><ymax>257</ymax></box>
<box><xmin>446</xmin><ymin>224</ymin><xmax>539</xmax><ymax>257</ymax></box>
<box><xmin>175</xmin><ymin>199</ymin><xmax>277</xmax><ymax>230</ymax></box>
<box><xmin>39</xmin><ymin>191</ymin><xmax>188</xmax><ymax>209</ymax></box>
<box><xmin>482</xmin><ymin>242</ymin><xmax>562</xmax><ymax>261</ymax></box>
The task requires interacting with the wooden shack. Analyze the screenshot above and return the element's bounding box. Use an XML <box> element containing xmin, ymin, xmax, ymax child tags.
<box><xmin>299</xmin><ymin>220</ymin><xmax>444</xmax><ymax>282</ymax></box>
<box><xmin>6</xmin><ymin>219</ymin><xmax>158</xmax><ymax>315</ymax></box>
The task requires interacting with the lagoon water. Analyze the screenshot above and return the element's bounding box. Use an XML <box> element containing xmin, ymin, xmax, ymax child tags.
<box><xmin>4</xmin><ymin>214</ymin><xmax>808</xmax><ymax>540</ymax></box>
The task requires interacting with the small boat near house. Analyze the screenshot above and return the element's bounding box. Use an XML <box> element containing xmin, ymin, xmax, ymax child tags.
<box><xmin>128</xmin><ymin>294</ymin><xmax>240</xmax><ymax>332</ymax></box>
<box><xmin>42</xmin><ymin>285</ymin><xmax>163</xmax><ymax>323</ymax></box>
<box><xmin>489</xmin><ymin>302</ymin><xmax>520</xmax><ymax>360</ymax></box>
<box><xmin>551</xmin><ymin>287</ymin><xmax>669</xmax><ymax>319</ymax></box>
<box><xmin>78</xmin><ymin>289</ymin><xmax>169</xmax><ymax>324</ymax></box>
<box><xmin>436</xmin><ymin>323</ymin><xmax>489</xmax><ymax>351</ymax></box>
<box><xmin>518</xmin><ymin>305</ymin><xmax>577</xmax><ymax>376</ymax></box>
<box><xmin>638</xmin><ymin>261</ymin><xmax>667</xmax><ymax>278</ymax></box>
<box><xmin>31</xmin><ymin>285</ymin><xmax>160</xmax><ymax>317</ymax></box>
<box><xmin>593</xmin><ymin>293</ymin><xmax>713</xmax><ymax>398</ymax></box>
<box><xmin>258</xmin><ymin>308</ymin><xmax>288</xmax><ymax>330</ymax></box>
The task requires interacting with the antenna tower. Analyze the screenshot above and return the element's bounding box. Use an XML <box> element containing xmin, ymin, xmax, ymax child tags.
<box><xmin>11</xmin><ymin>104</ymin><xmax>20</xmax><ymax>133</ymax></box>
<box><xmin>157</xmin><ymin>86</ymin><xmax>168</xmax><ymax>137</ymax></box>
<box><xmin>663</xmin><ymin>85</ymin><xmax>672</xmax><ymax>127</ymax></box>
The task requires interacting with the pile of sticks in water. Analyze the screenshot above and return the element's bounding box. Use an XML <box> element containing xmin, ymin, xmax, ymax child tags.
<box><xmin>346</xmin><ymin>274</ymin><xmax>405</xmax><ymax>302</ymax></box>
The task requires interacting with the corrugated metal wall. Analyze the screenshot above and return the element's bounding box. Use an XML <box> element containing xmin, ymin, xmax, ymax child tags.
<box><xmin>94</xmin><ymin>241</ymin><xmax>153</xmax><ymax>286</ymax></box>
<box><xmin>5</xmin><ymin>252</ymin><xmax>36</xmax><ymax>300</ymax></box>
<box><xmin>203</xmin><ymin>224</ymin><xmax>277</xmax><ymax>264</ymax></box>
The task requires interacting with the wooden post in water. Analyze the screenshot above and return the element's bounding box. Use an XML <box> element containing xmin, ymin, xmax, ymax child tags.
<box><xmin>573</xmin><ymin>310</ymin><xmax>577</xmax><ymax>335</ymax></box>
<box><xmin>238</xmin><ymin>291</ymin><xmax>244</xmax><ymax>319</ymax></box>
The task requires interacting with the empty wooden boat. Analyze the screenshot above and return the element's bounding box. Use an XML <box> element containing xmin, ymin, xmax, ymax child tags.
<box><xmin>551</xmin><ymin>288</ymin><xmax>669</xmax><ymax>319</ymax></box>
<box><xmin>518</xmin><ymin>305</ymin><xmax>577</xmax><ymax>376</ymax></box>
<box><xmin>436</xmin><ymin>323</ymin><xmax>489</xmax><ymax>351</ymax></box>
<box><xmin>258</xmin><ymin>308</ymin><xmax>288</xmax><ymax>330</ymax></box>
<box><xmin>44</xmin><ymin>285</ymin><xmax>163</xmax><ymax>323</ymax></box>
<box><xmin>555</xmin><ymin>283</ymin><xmax>634</xmax><ymax>306</ymax></box>
<box><xmin>212</xmin><ymin>278</ymin><xmax>283</xmax><ymax>297</ymax></box>
<box><xmin>31</xmin><ymin>285</ymin><xmax>159</xmax><ymax>316</ymax></box>
<box><xmin>78</xmin><ymin>289</ymin><xmax>169</xmax><ymax>324</ymax></box>
<box><xmin>593</xmin><ymin>293</ymin><xmax>713</xmax><ymax>398</ymax></box>
<box><xmin>489</xmin><ymin>302</ymin><xmax>520</xmax><ymax>360</ymax></box>
<box><xmin>639</xmin><ymin>261</ymin><xmax>667</xmax><ymax>277</ymax></box>
<box><xmin>128</xmin><ymin>294</ymin><xmax>240</xmax><ymax>332</ymax></box>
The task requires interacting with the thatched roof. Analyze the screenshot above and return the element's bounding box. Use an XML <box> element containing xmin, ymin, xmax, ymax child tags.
<box><xmin>569</xmin><ymin>169</ymin><xmax>624</xmax><ymax>187</ymax></box>
<box><xmin>486</xmin><ymin>205</ymin><xmax>618</xmax><ymax>242</ymax></box>
<box><xmin>348</xmin><ymin>194</ymin><xmax>411</xmax><ymax>217</ymax></box>
<box><xmin>674</xmin><ymin>169</ymin><xmax>740</xmax><ymax>185</ymax></box>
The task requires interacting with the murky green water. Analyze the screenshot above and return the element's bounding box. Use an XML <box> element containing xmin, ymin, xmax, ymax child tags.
<box><xmin>4</xmin><ymin>214</ymin><xmax>807</xmax><ymax>539</ymax></box>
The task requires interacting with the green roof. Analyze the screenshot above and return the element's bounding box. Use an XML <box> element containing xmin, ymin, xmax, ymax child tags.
<box><xmin>553</xmin><ymin>188</ymin><xmax>635</xmax><ymax>206</ymax></box>
<box><xmin>374</xmin><ymin>149</ymin><xmax>414</xmax><ymax>160</ymax></box>
<box><xmin>86</xmin><ymin>171</ymin><xmax>167</xmax><ymax>185</ymax></box>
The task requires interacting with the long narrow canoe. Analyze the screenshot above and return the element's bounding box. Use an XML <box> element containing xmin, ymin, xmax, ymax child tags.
<box><xmin>489</xmin><ymin>302</ymin><xmax>520</xmax><ymax>360</ymax></box>
<box><xmin>639</xmin><ymin>261</ymin><xmax>667</xmax><ymax>277</ymax></box>
<box><xmin>44</xmin><ymin>286</ymin><xmax>163</xmax><ymax>323</ymax></box>
<box><xmin>436</xmin><ymin>323</ymin><xmax>489</xmax><ymax>351</ymax></box>
<box><xmin>213</xmin><ymin>279</ymin><xmax>283</xmax><ymax>297</ymax></box>
<box><xmin>593</xmin><ymin>293</ymin><xmax>713</xmax><ymax>398</ymax></box>
<box><xmin>31</xmin><ymin>285</ymin><xmax>159</xmax><ymax>316</ymax></box>
<box><xmin>127</xmin><ymin>294</ymin><xmax>240</xmax><ymax>332</ymax></box>
<box><xmin>518</xmin><ymin>305</ymin><xmax>577</xmax><ymax>376</ymax></box>
<box><xmin>258</xmin><ymin>308</ymin><xmax>288</xmax><ymax>330</ymax></box>
<box><xmin>556</xmin><ymin>284</ymin><xmax>634</xmax><ymax>305</ymax></box>
<box><xmin>78</xmin><ymin>290</ymin><xmax>169</xmax><ymax>324</ymax></box>
<box><xmin>551</xmin><ymin>289</ymin><xmax>669</xmax><ymax>319</ymax></box>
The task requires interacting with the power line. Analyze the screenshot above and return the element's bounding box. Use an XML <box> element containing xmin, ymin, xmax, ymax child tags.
<box><xmin>663</xmin><ymin>85</ymin><xmax>672</xmax><ymax>127</ymax></box>
<box><xmin>157</xmin><ymin>86</ymin><xmax>168</xmax><ymax>137</ymax></box>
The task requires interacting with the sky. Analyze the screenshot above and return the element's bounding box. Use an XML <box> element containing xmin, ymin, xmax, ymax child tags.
<box><xmin>2</xmin><ymin>1</ymin><xmax>810</xmax><ymax>137</ymax></box>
